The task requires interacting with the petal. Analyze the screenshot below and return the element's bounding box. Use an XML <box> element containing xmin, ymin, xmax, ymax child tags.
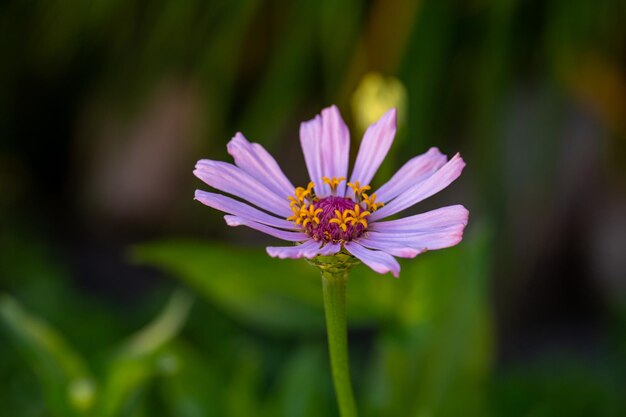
<box><xmin>227</xmin><ymin>132</ymin><xmax>295</xmax><ymax>198</ymax></box>
<box><xmin>194</xmin><ymin>159</ymin><xmax>292</xmax><ymax>217</ymax></box>
<box><xmin>318</xmin><ymin>242</ymin><xmax>341</xmax><ymax>256</ymax></box>
<box><xmin>300</xmin><ymin>116</ymin><xmax>324</xmax><ymax>195</ymax></box>
<box><xmin>195</xmin><ymin>190</ymin><xmax>298</xmax><ymax>230</ymax></box>
<box><xmin>349</xmin><ymin>108</ymin><xmax>397</xmax><ymax>187</ymax></box>
<box><xmin>355</xmin><ymin>237</ymin><xmax>425</xmax><ymax>258</ymax></box>
<box><xmin>370</xmin><ymin>153</ymin><xmax>465</xmax><ymax>221</ymax></box>
<box><xmin>300</xmin><ymin>105</ymin><xmax>350</xmax><ymax>197</ymax></box>
<box><xmin>369</xmin><ymin>205</ymin><xmax>469</xmax><ymax>233</ymax></box>
<box><xmin>364</xmin><ymin>224</ymin><xmax>466</xmax><ymax>251</ymax></box>
<box><xmin>224</xmin><ymin>215</ymin><xmax>309</xmax><ymax>242</ymax></box>
<box><xmin>266</xmin><ymin>239</ymin><xmax>322</xmax><ymax>259</ymax></box>
<box><xmin>320</xmin><ymin>106</ymin><xmax>350</xmax><ymax>196</ymax></box>
<box><xmin>344</xmin><ymin>242</ymin><xmax>400</xmax><ymax>277</ymax></box>
<box><xmin>374</xmin><ymin>147</ymin><xmax>448</xmax><ymax>203</ymax></box>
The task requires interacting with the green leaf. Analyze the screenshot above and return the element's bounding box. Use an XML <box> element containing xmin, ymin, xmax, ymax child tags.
<box><xmin>0</xmin><ymin>295</ymin><xmax>96</xmax><ymax>417</ymax></box>
<box><xmin>132</xmin><ymin>240</ymin><xmax>405</xmax><ymax>334</ymax></box>
<box><xmin>363</xmin><ymin>224</ymin><xmax>494</xmax><ymax>417</ymax></box>
<box><xmin>133</xmin><ymin>240</ymin><xmax>326</xmax><ymax>333</ymax></box>
<box><xmin>269</xmin><ymin>344</ymin><xmax>334</xmax><ymax>417</ymax></box>
<box><xmin>157</xmin><ymin>342</ymin><xmax>222</xmax><ymax>417</ymax></box>
<box><xmin>95</xmin><ymin>290</ymin><xmax>193</xmax><ymax>417</ymax></box>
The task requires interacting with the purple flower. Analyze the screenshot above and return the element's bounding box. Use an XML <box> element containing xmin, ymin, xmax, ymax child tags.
<box><xmin>194</xmin><ymin>106</ymin><xmax>468</xmax><ymax>277</ymax></box>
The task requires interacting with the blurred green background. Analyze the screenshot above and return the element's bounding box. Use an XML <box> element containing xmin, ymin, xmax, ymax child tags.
<box><xmin>1</xmin><ymin>0</ymin><xmax>625</xmax><ymax>416</ymax></box>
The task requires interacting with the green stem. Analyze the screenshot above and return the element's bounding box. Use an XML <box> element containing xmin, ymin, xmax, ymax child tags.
<box><xmin>321</xmin><ymin>269</ymin><xmax>358</xmax><ymax>417</ymax></box>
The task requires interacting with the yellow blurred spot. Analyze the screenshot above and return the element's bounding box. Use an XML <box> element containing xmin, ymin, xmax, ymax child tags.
<box><xmin>351</xmin><ymin>72</ymin><xmax>407</xmax><ymax>134</ymax></box>
<box><xmin>561</xmin><ymin>53</ymin><xmax>626</xmax><ymax>137</ymax></box>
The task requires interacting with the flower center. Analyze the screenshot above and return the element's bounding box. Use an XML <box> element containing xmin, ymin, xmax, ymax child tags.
<box><xmin>286</xmin><ymin>177</ymin><xmax>384</xmax><ymax>243</ymax></box>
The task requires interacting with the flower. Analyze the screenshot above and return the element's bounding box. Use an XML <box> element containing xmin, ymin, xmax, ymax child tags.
<box><xmin>194</xmin><ymin>106</ymin><xmax>468</xmax><ymax>277</ymax></box>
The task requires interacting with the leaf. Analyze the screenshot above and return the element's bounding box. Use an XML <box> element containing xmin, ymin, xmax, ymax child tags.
<box><xmin>0</xmin><ymin>295</ymin><xmax>96</xmax><ymax>417</ymax></box>
<box><xmin>95</xmin><ymin>290</ymin><xmax>194</xmax><ymax>417</ymax></box>
<box><xmin>157</xmin><ymin>342</ymin><xmax>222</xmax><ymax>417</ymax></box>
<box><xmin>268</xmin><ymin>344</ymin><xmax>334</xmax><ymax>417</ymax></box>
<box><xmin>132</xmin><ymin>240</ymin><xmax>404</xmax><ymax>334</ymax></box>
<box><xmin>363</xmin><ymin>224</ymin><xmax>494</xmax><ymax>417</ymax></box>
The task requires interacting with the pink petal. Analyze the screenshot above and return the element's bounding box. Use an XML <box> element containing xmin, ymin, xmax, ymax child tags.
<box><xmin>194</xmin><ymin>159</ymin><xmax>292</xmax><ymax>217</ymax></box>
<box><xmin>374</xmin><ymin>147</ymin><xmax>448</xmax><ymax>203</ymax></box>
<box><xmin>195</xmin><ymin>190</ymin><xmax>298</xmax><ymax>230</ymax></box>
<box><xmin>300</xmin><ymin>105</ymin><xmax>350</xmax><ymax>197</ymax></box>
<box><xmin>364</xmin><ymin>224</ymin><xmax>467</xmax><ymax>251</ymax></box>
<box><xmin>318</xmin><ymin>242</ymin><xmax>341</xmax><ymax>256</ymax></box>
<box><xmin>349</xmin><ymin>108</ymin><xmax>397</xmax><ymax>187</ymax></box>
<box><xmin>369</xmin><ymin>205</ymin><xmax>469</xmax><ymax>233</ymax></box>
<box><xmin>266</xmin><ymin>239</ymin><xmax>322</xmax><ymax>259</ymax></box>
<box><xmin>300</xmin><ymin>116</ymin><xmax>324</xmax><ymax>196</ymax></box>
<box><xmin>370</xmin><ymin>153</ymin><xmax>465</xmax><ymax>221</ymax></box>
<box><xmin>344</xmin><ymin>242</ymin><xmax>400</xmax><ymax>277</ymax></box>
<box><xmin>354</xmin><ymin>237</ymin><xmax>425</xmax><ymax>258</ymax></box>
<box><xmin>320</xmin><ymin>106</ymin><xmax>350</xmax><ymax>196</ymax></box>
<box><xmin>227</xmin><ymin>132</ymin><xmax>295</xmax><ymax>198</ymax></box>
<box><xmin>224</xmin><ymin>216</ymin><xmax>309</xmax><ymax>242</ymax></box>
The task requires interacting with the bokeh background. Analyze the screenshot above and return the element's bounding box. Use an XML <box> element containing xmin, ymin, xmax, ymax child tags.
<box><xmin>1</xmin><ymin>0</ymin><xmax>625</xmax><ymax>416</ymax></box>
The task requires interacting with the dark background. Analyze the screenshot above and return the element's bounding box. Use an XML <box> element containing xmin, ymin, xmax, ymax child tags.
<box><xmin>1</xmin><ymin>1</ymin><xmax>625</xmax><ymax>416</ymax></box>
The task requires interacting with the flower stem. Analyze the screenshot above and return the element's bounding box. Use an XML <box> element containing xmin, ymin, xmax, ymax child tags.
<box><xmin>321</xmin><ymin>269</ymin><xmax>358</xmax><ymax>417</ymax></box>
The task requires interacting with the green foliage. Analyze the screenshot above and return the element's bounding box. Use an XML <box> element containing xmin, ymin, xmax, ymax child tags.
<box><xmin>94</xmin><ymin>290</ymin><xmax>194</xmax><ymax>417</ymax></box>
<box><xmin>0</xmin><ymin>295</ymin><xmax>94</xmax><ymax>417</ymax></box>
<box><xmin>492</xmin><ymin>356</ymin><xmax>625</xmax><ymax>417</ymax></box>
<box><xmin>2</xmin><ymin>0</ymin><xmax>625</xmax><ymax>415</ymax></box>
<box><xmin>131</xmin><ymin>240</ymin><xmax>399</xmax><ymax>333</ymax></box>
<box><xmin>1</xmin><ymin>291</ymin><xmax>193</xmax><ymax>417</ymax></box>
<box><xmin>131</xmin><ymin>225</ymin><xmax>494</xmax><ymax>416</ymax></box>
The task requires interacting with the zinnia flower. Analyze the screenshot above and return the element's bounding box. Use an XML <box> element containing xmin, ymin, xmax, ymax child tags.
<box><xmin>194</xmin><ymin>106</ymin><xmax>468</xmax><ymax>277</ymax></box>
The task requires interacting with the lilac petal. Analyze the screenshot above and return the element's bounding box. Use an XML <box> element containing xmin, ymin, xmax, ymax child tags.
<box><xmin>195</xmin><ymin>190</ymin><xmax>298</xmax><ymax>230</ymax></box>
<box><xmin>194</xmin><ymin>159</ymin><xmax>292</xmax><ymax>217</ymax></box>
<box><xmin>349</xmin><ymin>108</ymin><xmax>397</xmax><ymax>187</ymax></box>
<box><xmin>355</xmin><ymin>237</ymin><xmax>425</xmax><ymax>258</ymax></box>
<box><xmin>370</xmin><ymin>153</ymin><xmax>465</xmax><ymax>221</ymax></box>
<box><xmin>266</xmin><ymin>239</ymin><xmax>322</xmax><ymax>259</ymax></box>
<box><xmin>370</xmin><ymin>205</ymin><xmax>469</xmax><ymax>233</ymax></box>
<box><xmin>227</xmin><ymin>132</ymin><xmax>295</xmax><ymax>197</ymax></box>
<box><xmin>374</xmin><ymin>147</ymin><xmax>448</xmax><ymax>203</ymax></box>
<box><xmin>224</xmin><ymin>216</ymin><xmax>309</xmax><ymax>242</ymax></box>
<box><xmin>320</xmin><ymin>106</ymin><xmax>350</xmax><ymax>196</ymax></box>
<box><xmin>300</xmin><ymin>105</ymin><xmax>350</xmax><ymax>197</ymax></box>
<box><xmin>344</xmin><ymin>242</ymin><xmax>400</xmax><ymax>278</ymax></box>
<box><xmin>364</xmin><ymin>224</ymin><xmax>466</xmax><ymax>251</ymax></box>
<box><xmin>300</xmin><ymin>116</ymin><xmax>324</xmax><ymax>195</ymax></box>
<box><xmin>318</xmin><ymin>242</ymin><xmax>341</xmax><ymax>256</ymax></box>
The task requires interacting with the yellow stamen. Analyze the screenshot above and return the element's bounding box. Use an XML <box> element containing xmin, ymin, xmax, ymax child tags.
<box><xmin>308</xmin><ymin>205</ymin><xmax>322</xmax><ymax>225</ymax></box>
<box><xmin>362</xmin><ymin>192</ymin><xmax>384</xmax><ymax>211</ymax></box>
<box><xmin>329</xmin><ymin>208</ymin><xmax>355</xmax><ymax>232</ymax></box>
<box><xmin>347</xmin><ymin>181</ymin><xmax>371</xmax><ymax>200</ymax></box>
<box><xmin>323</xmin><ymin>176</ymin><xmax>346</xmax><ymax>194</ymax></box>
<box><xmin>306</xmin><ymin>181</ymin><xmax>315</xmax><ymax>195</ymax></box>
<box><xmin>287</xmin><ymin>202</ymin><xmax>322</xmax><ymax>229</ymax></box>
<box><xmin>287</xmin><ymin>182</ymin><xmax>319</xmax><ymax>228</ymax></box>
<box><xmin>292</xmin><ymin>180</ymin><xmax>316</xmax><ymax>204</ymax></box>
<box><xmin>346</xmin><ymin>204</ymin><xmax>370</xmax><ymax>228</ymax></box>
